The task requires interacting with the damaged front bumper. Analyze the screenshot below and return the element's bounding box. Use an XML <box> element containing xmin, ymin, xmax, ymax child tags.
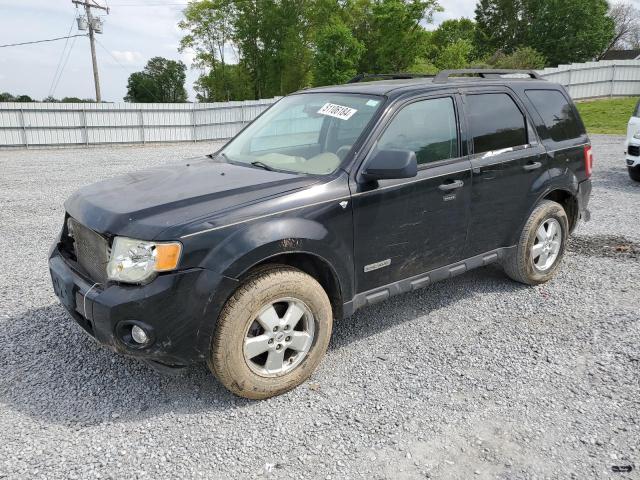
<box><xmin>49</xmin><ymin>244</ymin><xmax>238</xmax><ymax>369</ymax></box>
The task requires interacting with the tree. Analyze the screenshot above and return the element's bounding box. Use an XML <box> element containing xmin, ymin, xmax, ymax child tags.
<box><xmin>0</xmin><ymin>92</ymin><xmax>16</xmax><ymax>102</ymax></box>
<box><xmin>601</xmin><ymin>2</ymin><xmax>640</xmax><ymax>56</ymax></box>
<box><xmin>427</xmin><ymin>18</ymin><xmax>477</xmax><ymax>67</ymax></box>
<box><xmin>434</xmin><ymin>39</ymin><xmax>474</xmax><ymax>70</ymax></box>
<box><xmin>312</xmin><ymin>21</ymin><xmax>364</xmax><ymax>85</ymax></box>
<box><xmin>194</xmin><ymin>64</ymin><xmax>253</xmax><ymax>101</ymax></box>
<box><xmin>431</xmin><ymin>18</ymin><xmax>476</xmax><ymax>51</ymax></box>
<box><xmin>353</xmin><ymin>0</ymin><xmax>442</xmax><ymax>73</ymax></box>
<box><xmin>125</xmin><ymin>57</ymin><xmax>188</xmax><ymax>103</ymax></box>
<box><xmin>474</xmin><ymin>0</ymin><xmax>615</xmax><ymax>66</ymax></box>
<box><xmin>474</xmin><ymin>0</ymin><xmax>524</xmax><ymax>57</ymax></box>
<box><xmin>525</xmin><ymin>0</ymin><xmax>614</xmax><ymax>65</ymax></box>
<box><xmin>490</xmin><ymin>47</ymin><xmax>546</xmax><ymax>69</ymax></box>
<box><xmin>179</xmin><ymin>0</ymin><xmax>236</xmax><ymax>101</ymax></box>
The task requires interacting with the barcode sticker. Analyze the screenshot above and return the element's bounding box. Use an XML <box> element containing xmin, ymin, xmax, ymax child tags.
<box><xmin>317</xmin><ymin>103</ymin><xmax>358</xmax><ymax>120</ymax></box>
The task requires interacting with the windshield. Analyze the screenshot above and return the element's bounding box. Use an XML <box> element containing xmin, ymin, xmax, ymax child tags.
<box><xmin>220</xmin><ymin>93</ymin><xmax>384</xmax><ymax>175</ymax></box>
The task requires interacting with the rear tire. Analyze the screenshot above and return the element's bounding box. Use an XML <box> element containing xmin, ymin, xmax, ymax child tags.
<box><xmin>209</xmin><ymin>266</ymin><xmax>333</xmax><ymax>400</ymax></box>
<box><xmin>502</xmin><ymin>200</ymin><xmax>569</xmax><ymax>285</ymax></box>
<box><xmin>629</xmin><ymin>166</ymin><xmax>640</xmax><ymax>182</ymax></box>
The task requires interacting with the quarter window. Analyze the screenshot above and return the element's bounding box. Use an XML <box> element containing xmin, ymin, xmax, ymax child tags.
<box><xmin>525</xmin><ymin>89</ymin><xmax>584</xmax><ymax>142</ymax></box>
<box><xmin>376</xmin><ymin>97</ymin><xmax>459</xmax><ymax>165</ymax></box>
<box><xmin>466</xmin><ymin>93</ymin><xmax>528</xmax><ymax>155</ymax></box>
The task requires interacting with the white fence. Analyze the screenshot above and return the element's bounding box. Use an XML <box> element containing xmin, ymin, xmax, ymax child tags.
<box><xmin>536</xmin><ymin>60</ymin><xmax>640</xmax><ymax>99</ymax></box>
<box><xmin>3</xmin><ymin>60</ymin><xmax>640</xmax><ymax>148</ymax></box>
<box><xmin>0</xmin><ymin>99</ymin><xmax>278</xmax><ymax>148</ymax></box>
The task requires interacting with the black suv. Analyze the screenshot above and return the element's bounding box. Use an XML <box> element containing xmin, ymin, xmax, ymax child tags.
<box><xmin>50</xmin><ymin>69</ymin><xmax>593</xmax><ymax>399</ymax></box>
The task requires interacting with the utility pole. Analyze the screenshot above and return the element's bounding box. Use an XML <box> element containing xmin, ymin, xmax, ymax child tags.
<box><xmin>72</xmin><ymin>0</ymin><xmax>108</xmax><ymax>102</ymax></box>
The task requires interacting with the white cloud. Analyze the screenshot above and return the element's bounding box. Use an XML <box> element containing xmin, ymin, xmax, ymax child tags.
<box><xmin>110</xmin><ymin>50</ymin><xmax>144</xmax><ymax>65</ymax></box>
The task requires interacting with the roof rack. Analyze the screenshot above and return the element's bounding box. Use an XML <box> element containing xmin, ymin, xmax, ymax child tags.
<box><xmin>433</xmin><ymin>69</ymin><xmax>543</xmax><ymax>83</ymax></box>
<box><xmin>347</xmin><ymin>73</ymin><xmax>434</xmax><ymax>83</ymax></box>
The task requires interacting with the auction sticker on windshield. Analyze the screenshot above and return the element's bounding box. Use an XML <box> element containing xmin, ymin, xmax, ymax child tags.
<box><xmin>317</xmin><ymin>103</ymin><xmax>358</xmax><ymax>120</ymax></box>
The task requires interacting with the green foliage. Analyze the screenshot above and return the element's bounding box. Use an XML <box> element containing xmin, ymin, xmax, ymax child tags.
<box><xmin>195</xmin><ymin>64</ymin><xmax>253</xmax><ymax>102</ymax></box>
<box><xmin>179</xmin><ymin>0</ymin><xmax>237</xmax><ymax>101</ymax></box>
<box><xmin>312</xmin><ymin>21</ymin><xmax>364</xmax><ymax>86</ymax></box>
<box><xmin>474</xmin><ymin>0</ymin><xmax>524</xmax><ymax>57</ymax></box>
<box><xmin>179</xmin><ymin>0</ymin><xmax>442</xmax><ymax>100</ymax></box>
<box><xmin>474</xmin><ymin>0</ymin><xmax>615</xmax><ymax>66</ymax></box>
<box><xmin>353</xmin><ymin>0</ymin><xmax>442</xmax><ymax>73</ymax></box>
<box><xmin>490</xmin><ymin>47</ymin><xmax>546</xmax><ymax>70</ymax></box>
<box><xmin>125</xmin><ymin>57</ymin><xmax>188</xmax><ymax>103</ymax></box>
<box><xmin>60</xmin><ymin>97</ymin><xmax>95</xmax><ymax>103</ymax></box>
<box><xmin>524</xmin><ymin>0</ymin><xmax>614</xmax><ymax>66</ymax></box>
<box><xmin>434</xmin><ymin>39</ymin><xmax>474</xmax><ymax>70</ymax></box>
<box><xmin>431</xmin><ymin>18</ymin><xmax>476</xmax><ymax>51</ymax></box>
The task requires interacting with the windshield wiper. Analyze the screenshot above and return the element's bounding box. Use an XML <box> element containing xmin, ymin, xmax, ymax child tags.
<box><xmin>250</xmin><ymin>161</ymin><xmax>275</xmax><ymax>171</ymax></box>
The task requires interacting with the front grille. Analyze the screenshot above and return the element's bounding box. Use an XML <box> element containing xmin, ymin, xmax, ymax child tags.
<box><xmin>68</xmin><ymin>218</ymin><xmax>110</xmax><ymax>283</ymax></box>
<box><xmin>628</xmin><ymin>145</ymin><xmax>640</xmax><ymax>157</ymax></box>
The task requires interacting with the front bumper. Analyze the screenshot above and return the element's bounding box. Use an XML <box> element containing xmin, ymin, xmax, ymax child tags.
<box><xmin>49</xmin><ymin>244</ymin><xmax>238</xmax><ymax>367</ymax></box>
<box><xmin>625</xmin><ymin>140</ymin><xmax>640</xmax><ymax>167</ymax></box>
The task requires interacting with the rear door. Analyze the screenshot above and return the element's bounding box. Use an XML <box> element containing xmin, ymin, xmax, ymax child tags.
<box><xmin>522</xmin><ymin>88</ymin><xmax>590</xmax><ymax>183</ymax></box>
<box><xmin>461</xmin><ymin>89</ymin><xmax>548</xmax><ymax>257</ymax></box>
<box><xmin>351</xmin><ymin>93</ymin><xmax>472</xmax><ymax>293</ymax></box>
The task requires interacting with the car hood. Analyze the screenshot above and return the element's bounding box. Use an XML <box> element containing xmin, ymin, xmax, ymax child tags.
<box><xmin>65</xmin><ymin>157</ymin><xmax>320</xmax><ymax>239</ymax></box>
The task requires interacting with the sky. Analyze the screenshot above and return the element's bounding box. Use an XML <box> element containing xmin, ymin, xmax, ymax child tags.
<box><xmin>0</xmin><ymin>0</ymin><xmax>622</xmax><ymax>102</ymax></box>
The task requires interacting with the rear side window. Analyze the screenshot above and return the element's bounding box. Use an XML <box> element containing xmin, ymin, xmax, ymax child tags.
<box><xmin>466</xmin><ymin>93</ymin><xmax>527</xmax><ymax>155</ymax></box>
<box><xmin>525</xmin><ymin>89</ymin><xmax>584</xmax><ymax>142</ymax></box>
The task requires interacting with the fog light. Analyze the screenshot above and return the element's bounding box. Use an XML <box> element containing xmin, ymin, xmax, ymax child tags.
<box><xmin>131</xmin><ymin>325</ymin><xmax>149</xmax><ymax>344</ymax></box>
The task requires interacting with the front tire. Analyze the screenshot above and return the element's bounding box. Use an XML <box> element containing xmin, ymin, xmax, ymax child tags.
<box><xmin>629</xmin><ymin>166</ymin><xmax>640</xmax><ymax>182</ymax></box>
<box><xmin>209</xmin><ymin>266</ymin><xmax>333</xmax><ymax>400</ymax></box>
<box><xmin>503</xmin><ymin>200</ymin><xmax>569</xmax><ymax>285</ymax></box>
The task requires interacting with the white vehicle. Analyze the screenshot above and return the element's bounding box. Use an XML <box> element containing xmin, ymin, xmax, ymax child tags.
<box><xmin>626</xmin><ymin>100</ymin><xmax>640</xmax><ymax>181</ymax></box>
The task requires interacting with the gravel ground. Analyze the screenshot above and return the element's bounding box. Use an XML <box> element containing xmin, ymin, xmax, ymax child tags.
<box><xmin>0</xmin><ymin>136</ymin><xmax>638</xmax><ymax>480</ymax></box>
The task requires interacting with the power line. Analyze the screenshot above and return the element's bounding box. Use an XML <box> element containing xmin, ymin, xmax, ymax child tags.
<box><xmin>0</xmin><ymin>34</ymin><xmax>87</xmax><ymax>49</ymax></box>
<box><xmin>94</xmin><ymin>37</ymin><xmax>162</xmax><ymax>102</ymax></box>
<box><xmin>110</xmin><ymin>3</ymin><xmax>188</xmax><ymax>5</ymax></box>
<box><xmin>49</xmin><ymin>18</ymin><xmax>78</xmax><ymax>97</ymax></box>
<box><xmin>51</xmin><ymin>35</ymin><xmax>80</xmax><ymax>98</ymax></box>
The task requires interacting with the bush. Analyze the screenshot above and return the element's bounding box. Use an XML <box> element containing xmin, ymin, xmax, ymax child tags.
<box><xmin>490</xmin><ymin>47</ymin><xmax>546</xmax><ymax>70</ymax></box>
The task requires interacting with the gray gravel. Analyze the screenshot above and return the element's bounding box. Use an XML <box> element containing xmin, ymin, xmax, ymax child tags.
<box><xmin>0</xmin><ymin>136</ymin><xmax>638</xmax><ymax>480</ymax></box>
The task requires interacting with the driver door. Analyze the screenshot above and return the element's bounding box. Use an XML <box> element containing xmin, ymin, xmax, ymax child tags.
<box><xmin>351</xmin><ymin>94</ymin><xmax>472</xmax><ymax>293</ymax></box>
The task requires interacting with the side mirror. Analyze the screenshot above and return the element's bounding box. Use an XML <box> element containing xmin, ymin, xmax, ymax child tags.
<box><xmin>361</xmin><ymin>149</ymin><xmax>418</xmax><ymax>181</ymax></box>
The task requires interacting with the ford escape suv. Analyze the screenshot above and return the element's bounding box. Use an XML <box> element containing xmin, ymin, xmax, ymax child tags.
<box><xmin>50</xmin><ymin>69</ymin><xmax>593</xmax><ymax>399</ymax></box>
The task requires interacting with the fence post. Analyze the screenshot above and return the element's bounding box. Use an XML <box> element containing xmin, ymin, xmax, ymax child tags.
<box><xmin>138</xmin><ymin>108</ymin><xmax>145</xmax><ymax>144</ymax></box>
<box><xmin>192</xmin><ymin>103</ymin><xmax>197</xmax><ymax>143</ymax></box>
<box><xmin>567</xmin><ymin>68</ymin><xmax>573</xmax><ymax>98</ymax></box>
<box><xmin>610</xmin><ymin>64</ymin><xmax>616</xmax><ymax>98</ymax></box>
<box><xmin>19</xmin><ymin>107</ymin><xmax>28</xmax><ymax>149</ymax></box>
<box><xmin>82</xmin><ymin>107</ymin><xmax>89</xmax><ymax>145</ymax></box>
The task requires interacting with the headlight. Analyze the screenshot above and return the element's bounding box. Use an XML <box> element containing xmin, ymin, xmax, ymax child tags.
<box><xmin>106</xmin><ymin>237</ymin><xmax>182</xmax><ymax>283</ymax></box>
<box><xmin>633</xmin><ymin>132</ymin><xmax>640</xmax><ymax>140</ymax></box>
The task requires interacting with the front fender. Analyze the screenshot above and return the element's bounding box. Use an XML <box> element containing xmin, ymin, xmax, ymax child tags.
<box><xmin>199</xmin><ymin>217</ymin><xmax>354</xmax><ymax>300</ymax></box>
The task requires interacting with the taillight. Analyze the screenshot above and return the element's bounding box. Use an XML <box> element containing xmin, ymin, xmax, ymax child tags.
<box><xmin>584</xmin><ymin>145</ymin><xmax>593</xmax><ymax>177</ymax></box>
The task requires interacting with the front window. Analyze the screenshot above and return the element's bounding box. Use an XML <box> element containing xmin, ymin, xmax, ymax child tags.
<box><xmin>221</xmin><ymin>93</ymin><xmax>384</xmax><ymax>175</ymax></box>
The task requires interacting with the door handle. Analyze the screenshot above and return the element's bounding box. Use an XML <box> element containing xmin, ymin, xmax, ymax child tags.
<box><xmin>438</xmin><ymin>179</ymin><xmax>464</xmax><ymax>191</ymax></box>
<box><xmin>524</xmin><ymin>161</ymin><xmax>542</xmax><ymax>171</ymax></box>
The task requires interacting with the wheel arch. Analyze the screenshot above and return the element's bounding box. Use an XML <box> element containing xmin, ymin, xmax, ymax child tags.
<box><xmin>240</xmin><ymin>251</ymin><xmax>345</xmax><ymax>319</ymax></box>
<box><xmin>510</xmin><ymin>186</ymin><xmax>579</xmax><ymax>246</ymax></box>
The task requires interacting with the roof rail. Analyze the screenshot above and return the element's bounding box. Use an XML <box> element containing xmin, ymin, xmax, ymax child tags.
<box><xmin>433</xmin><ymin>69</ymin><xmax>543</xmax><ymax>83</ymax></box>
<box><xmin>347</xmin><ymin>73</ymin><xmax>434</xmax><ymax>83</ymax></box>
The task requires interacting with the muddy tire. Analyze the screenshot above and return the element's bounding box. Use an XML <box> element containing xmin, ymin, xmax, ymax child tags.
<box><xmin>502</xmin><ymin>200</ymin><xmax>569</xmax><ymax>286</ymax></box>
<box><xmin>208</xmin><ymin>266</ymin><xmax>333</xmax><ymax>400</ymax></box>
<box><xmin>629</xmin><ymin>166</ymin><xmax>640</xmax><ymax>182</ymax></box>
